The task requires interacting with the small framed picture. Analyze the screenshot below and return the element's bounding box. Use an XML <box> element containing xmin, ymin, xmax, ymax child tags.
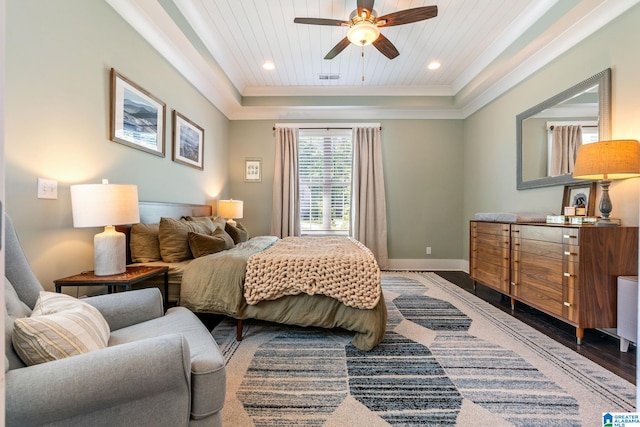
<box><xmin>172</xmin><ymin>110</ymin><xmax>204</xmax><ymax>170</ymax></box>
<box><xmin>110</xmin><ymin>68</ymin><xmax>166</xmax><ymax>157</ymax></box>
<box><xmin>245</xmin><ymin>158</ymin><xmax>262</xmax><ymax>182</ymax></box>
<box><xmin>562</xmin><ymin>182</ymin><xmax>597</xmax><ymax>216</ymax></box>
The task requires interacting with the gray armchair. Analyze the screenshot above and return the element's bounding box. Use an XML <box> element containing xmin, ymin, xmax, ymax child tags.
<box><xmin>4</xmin><ymin>214</ymin><xmax>226</xmax><ymax>426</ymax></box>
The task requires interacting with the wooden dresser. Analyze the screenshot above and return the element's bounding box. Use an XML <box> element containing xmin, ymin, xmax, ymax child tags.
<box><xmin>470</xmin><ymin>220</ymin><xmax>638</xmax><ymax>343</ymax></box>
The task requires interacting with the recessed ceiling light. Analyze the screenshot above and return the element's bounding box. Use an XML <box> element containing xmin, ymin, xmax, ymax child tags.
<box><xmin>428</xmin><ymin>61</ymin><xmax>441</xmax><ymax>70</ymax></box>
<box><xmin>262</xmin><ymin>61</ymin><xmax>275</xmax><ymax>70</ymax></box>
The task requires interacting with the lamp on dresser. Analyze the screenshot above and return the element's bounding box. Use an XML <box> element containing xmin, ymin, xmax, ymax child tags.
<box><xmin>70</xmin><ymin>180</ymin><xmax>140</xmax><ymax>275</ymax></box>
<box><xmin>218</xmin><ymin>199</ymin><xmax>243</xmax><ymax>227</ymax></box>
<box><xmin>573</xmin><ymin>139</ymin><xmax>640</xmax><ymax>226</ymax></box>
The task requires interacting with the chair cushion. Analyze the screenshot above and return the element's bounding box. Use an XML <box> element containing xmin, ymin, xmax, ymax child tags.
<box><xmin>4</xmin><ymin>278</ymin><xmax>31</xmax><ymax>370</ymax></box>
<box><xmin>12</xmin><ymin>292</ymin><xmax>110</xmax><ymax>366</ymax></box>
<box><xmin>109</xmin><ymin>307</ymin><xmax>226</xmax><ymax>418</ymax></box>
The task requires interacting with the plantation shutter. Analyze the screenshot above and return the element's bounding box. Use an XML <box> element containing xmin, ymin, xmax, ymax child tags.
<box><xmin>298</xmin><ymin>129</ymin><xmax>353</xmax><ymax>235</ymax></box>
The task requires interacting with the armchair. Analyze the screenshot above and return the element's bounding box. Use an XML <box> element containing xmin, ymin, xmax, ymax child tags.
<box><xmin>4</xmin><ymin>214</ymin><xmax>226</xmax><ymax>426</ymax></box>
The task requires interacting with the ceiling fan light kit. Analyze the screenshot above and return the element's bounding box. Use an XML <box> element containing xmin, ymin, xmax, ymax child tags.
<box><xmin>347</xmin><ymin>21</ymin><xmax>380</xmax><ymax>46</ymax></box>
<box><xmin>294</xmin><ymin>0</ymin><xmax>437</xmax><ymax>61</ymax></box>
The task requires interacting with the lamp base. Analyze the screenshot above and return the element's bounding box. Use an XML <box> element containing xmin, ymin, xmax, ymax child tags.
<box><xmin>226</xmin><ymin>218</ymin><xmax>237</xmax><ymax>227</ymax></box>
<box><xmin>94</xmin><ymin>225</ymin><xmax>126</xmax><ymax>276</ymax></box>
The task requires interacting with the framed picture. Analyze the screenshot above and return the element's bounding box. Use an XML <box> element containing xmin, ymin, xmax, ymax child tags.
<box><xmin>172</xmin><ymin>110</ymin><xmax>204</xmax><ymax>170</ymax></box>
<box><xmin>110</xmin><ymin>68</ymin><xmax>165</xmax><ymax>156</ymax></box>
<box><xmin>245</xmin><ymin>158</ymin><xmax>262</xmax><ymax>182</ymax></box>
<box><xmin>562</xmin><ymin>182</ymin><xmax>597</xmax><ymax>216</ymax></box>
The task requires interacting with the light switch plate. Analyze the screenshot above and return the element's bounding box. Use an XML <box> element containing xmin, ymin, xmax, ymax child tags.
<box><xmin>37</xmin><ymin>178</ymin><xmax>58</xmax><ymax>199</ymax></box>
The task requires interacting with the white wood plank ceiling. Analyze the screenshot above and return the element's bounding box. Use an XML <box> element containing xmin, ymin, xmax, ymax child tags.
<box><xmin>107</xmin><ymin>0</ymin><xmax>640</xmax><ymax>119</ymax></box>
<box><xmin>176</xmin><ymin>0</ymin><xmax>539</xmax><ymax>93</ymax></box>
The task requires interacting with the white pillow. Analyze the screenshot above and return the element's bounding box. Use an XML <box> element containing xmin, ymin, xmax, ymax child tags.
<box><xmin>12</xmin><ymin>292</ymin><xmax>110</xmax><ymax>366</ymax></box>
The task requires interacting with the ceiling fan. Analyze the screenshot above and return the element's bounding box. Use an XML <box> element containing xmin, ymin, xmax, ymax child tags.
<box><xmin>294</xmin><ymin>0</ymin><xmax>437</xmax><ymax>60</ymax></box>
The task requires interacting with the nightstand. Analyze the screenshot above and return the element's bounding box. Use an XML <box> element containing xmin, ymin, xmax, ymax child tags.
<box><xmin>54</xmin><ymin>265</ymin><xmax>170</xmax><ymax>311</ymax></box>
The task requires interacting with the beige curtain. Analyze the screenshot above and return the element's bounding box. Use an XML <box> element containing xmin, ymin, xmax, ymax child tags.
<box><xmin>352</xmin><ymin>127</ymin><xmax>389</xmax><ymax>269</ymax></box>
<box><xmin>550</xmin><ymin>125</ymin><xmax>583</xmax><ymax>176</ymax></box>
<box><xmin>271</xmin><ymin>128</ymin><xmax>300</xmax><ymax>237</ymax></box>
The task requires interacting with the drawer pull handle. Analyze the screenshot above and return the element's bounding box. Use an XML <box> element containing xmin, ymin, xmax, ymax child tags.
<box><xmin>563</xmin><ymin>234</ymin><xmax>577</xmax><ymax>239</ymax></box>
<box><xmin>512</xmin><ymin>230</ymin><xmax>519</xmax><ymax>233</ymax></box>
<box><xmin>563</xmin><ymin>272</ymin><xmax>574</xmax><ymax>277</ymax></box>
<box><xmin>563</xmin><ymin>251</ymin><xmax>577</xmax><ymax>256</ymax></box>
<box><xmin>511</xmin><ymin>282</ymin><xmax>517</xmax><ymax>286</ymax></box>
<box><xmin>564</xmin><ymin>302</ymin><xmax>572</xmax><ymax>307</ymax></box>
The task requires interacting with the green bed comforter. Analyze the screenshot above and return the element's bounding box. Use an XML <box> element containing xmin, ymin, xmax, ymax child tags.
<box><xmin>180</xmin><ymin>236</ymin><xmax>387</xmax><ymax>351</ymax></box>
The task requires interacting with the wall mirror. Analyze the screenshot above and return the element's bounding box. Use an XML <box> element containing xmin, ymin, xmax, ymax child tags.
<box><xmin>516</xmin><ymin>68</ymin><xmax>611</xmax><ymax>190</ymax></box>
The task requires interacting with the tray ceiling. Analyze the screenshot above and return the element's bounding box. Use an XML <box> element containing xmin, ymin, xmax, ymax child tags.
<box><xmin>107</xmin><ymin>0</ymin><xmax>639</xmax><ymax>120</ymax></box>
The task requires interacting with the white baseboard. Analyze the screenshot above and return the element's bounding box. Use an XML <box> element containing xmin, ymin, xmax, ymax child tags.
<box><xmin>387</xmin><ymin>259</ymin><xmax>469</xmax><ymax>272</ymax></box>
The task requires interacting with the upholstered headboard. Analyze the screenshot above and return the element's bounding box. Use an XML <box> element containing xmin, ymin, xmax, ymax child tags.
<box><xmin>118</xmin><ymin>201</ymin><xmax>212</xmax><ymax>264</ymax></box>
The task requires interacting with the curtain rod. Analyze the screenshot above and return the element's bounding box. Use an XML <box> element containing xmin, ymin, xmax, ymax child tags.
<box><xmin>272</xmin><ymin>126</ymin><xmax>382</xmax><ymax>131</ymax></box>
<box><xmin>549</xmin><ymin>125</ymin><xmax>597</xmax><ymax>130</ymax></box>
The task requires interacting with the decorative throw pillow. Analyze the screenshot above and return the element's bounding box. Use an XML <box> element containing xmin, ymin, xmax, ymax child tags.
<box><xmin>130</xmin><ymin>223</ymin><xmax>161</xmax><ymax>262</ymax></box>
<box><xmin>12</xmin><ymin>292</ymin><xmax>110</xmax><ymax>366</ymax></box>
<box><xmin>185</xmin><ymin>216</ymin><xmax>227</xmax><ymax>231</ymax></box>
<box><xmin>225</xmin><ymin>222</ymin><xmax>249</xmax><ymax>244</ymax></box>
<box><xmin>188</xmin><ymin>229</ymin><xmax>235</xmax><ymax>258</ymax></box>
<box><xmin>158</xmin><ymin>217</ymin><xmax>217</xmax><ymax>262</ymax></box>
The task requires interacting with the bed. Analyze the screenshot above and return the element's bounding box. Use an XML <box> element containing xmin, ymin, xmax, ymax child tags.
<box><xmin>123</xmin><ymin>202</ymin><xmax>387</xmax><ymax>351</ymax></box>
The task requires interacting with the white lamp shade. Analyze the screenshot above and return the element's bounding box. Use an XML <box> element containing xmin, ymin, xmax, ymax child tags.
<box><xmin>218</xmin><ymin>199</ymin><xmax>243</xmax><ymax>219</ymax></box>
<box><xmin>70</xmin><ymin>184</ymin><xmax>140</xmax><ymax>227</ymax></box>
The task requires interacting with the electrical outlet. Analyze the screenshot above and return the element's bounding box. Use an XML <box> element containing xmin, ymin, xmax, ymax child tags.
<box><xmin>37</xmin><ymin>178</ymin><xmax>58</xmax><ymax>199</ymax></box>
<box><xmin>426</xmin><ymin>246</ymin><xmax>432</xmax><ymax>255</ymax></box>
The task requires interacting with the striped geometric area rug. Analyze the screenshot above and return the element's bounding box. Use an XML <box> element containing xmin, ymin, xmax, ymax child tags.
<box><xmin>212</xmin><ymin>272</ymin><xmax>635</xmax><ymax>426</ymax></box>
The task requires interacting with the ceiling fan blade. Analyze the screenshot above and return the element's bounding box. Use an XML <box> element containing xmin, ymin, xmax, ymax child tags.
<box><xmin>294</xmin><ymin>17</ymin><xmax>348</xmax><ymax>27</ymax></box>
<box><xmin>377</xmin><ymin>6</ymin><xmax>438</xmax><ymax>27</ymax></box>
<box><xmin>357</xmin><ymin>0</ymin><xmax>375</xmax><ymax>18</ymax></box>
<box><xmin>372</xmin><ymin>33</ymin><xmax>399</xmax><ymax>59</ymax></box>
<box><xmin>324</xmin><ymin>37</ymin><xmax>351</xmax><ymax>60</ymax></box>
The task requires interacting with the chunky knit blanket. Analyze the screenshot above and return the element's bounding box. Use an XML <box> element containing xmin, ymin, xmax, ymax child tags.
<box><xmin>244</xmin><ymin>236</ymin><xmax>381</xmax><ymax>309</ymax></box>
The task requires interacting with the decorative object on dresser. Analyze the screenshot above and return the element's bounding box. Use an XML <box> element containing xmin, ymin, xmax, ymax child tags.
<box><xmin>172</xmin><ymin>110</ymin><xmax>204</xmax><ymax>170</ymax></box>
<box><xmin>70</xmin><ymin>180</ymin><xmax>140</xmax><ymax>276</ymax></box>
<box><xmin>110</xmin><ymin>68</ymin><xmax>165</xmax><ymax>157</ymax></box>
<box><xmin>572</xmin><ymin>139</ymin><xmax>640</xmax><ymax>226</ymax></box>
<box><xmin>470</xmin><ymin>220</ymin><xmax>638</xmax><ymax>344</ymax></box>
<box><xmin>561</xmin><ymin>182</ymin><xmax>596</xmax><ymax>216</ymax></box>
<box><xmin>217</xmin><ymin>199</ymin><xmax>243</xmax><ymax>226</ymax></box>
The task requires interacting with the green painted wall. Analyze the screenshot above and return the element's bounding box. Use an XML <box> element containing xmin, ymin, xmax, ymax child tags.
<box><xmin>5</xmin><ymin>0</ymin><xmax>230</xmax><ymax>289</ymax></box>
<box><xmin>462</xmin><ymin>3</ymin><xmax>640</xmax><ymax>261</ymax></box>
<box><xmin>228</xmin><ymin>119</ymin><xmax>465</xmax><ymax>262</ymax></box>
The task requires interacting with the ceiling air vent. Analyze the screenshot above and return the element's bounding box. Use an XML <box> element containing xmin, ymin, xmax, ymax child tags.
<box><xmin>318</xmin><ymin>74</ymin><xmax>340</xmax><ymax>80</ymax></box>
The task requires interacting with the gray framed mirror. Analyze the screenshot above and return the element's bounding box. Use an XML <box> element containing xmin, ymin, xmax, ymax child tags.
<box><xmin>516</xmin><ymin>68</ymin><xmax>611</xmax><ymax>189</ymax></box>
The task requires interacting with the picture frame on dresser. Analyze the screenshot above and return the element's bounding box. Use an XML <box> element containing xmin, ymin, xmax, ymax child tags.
<box><xmin>562</xmin><ymin>182</ymin><xmax>596</xmax><ymax>216</ymax></box>
<box><xmin>172</xmin><ymin>110</ymin><xmax>204</xmax><ymax>170</ymax></box>
<box><xmin>110</xmin><ymin>68</ymin><xmax>166</xmax><ymax>157</ymax></box>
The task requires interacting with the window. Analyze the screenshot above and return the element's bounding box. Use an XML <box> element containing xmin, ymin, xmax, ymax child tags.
<box><xmin>298</xmin><ymin>129</ymin><xmax>352</xmax><ymax>236</ymax></box>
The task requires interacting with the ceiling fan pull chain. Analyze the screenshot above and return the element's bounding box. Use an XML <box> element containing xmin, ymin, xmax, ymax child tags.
<box><xmin>361</xmin><ymin>46</ymin><xmax>365</xmax><ymax>83</ymax></box>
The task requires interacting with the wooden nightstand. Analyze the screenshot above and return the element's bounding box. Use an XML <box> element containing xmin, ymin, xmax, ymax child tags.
<box><xmin>54</xmin><ymin>265</ymin><xmax>170</xmax><ymax>311</ymax></box>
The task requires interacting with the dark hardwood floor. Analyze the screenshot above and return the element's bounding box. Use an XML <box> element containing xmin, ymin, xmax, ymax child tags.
<box><xmin>436</xmin><ymin>271</ymin><xmax>636</xmax><ymax>384</ymax></box>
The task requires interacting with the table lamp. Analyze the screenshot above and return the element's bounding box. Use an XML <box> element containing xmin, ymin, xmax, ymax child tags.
<box><xmin>572</xmin><ymin>139</ymin><xmax>640</xmax><ymax>226</ymax></box>
<box><xmin>218</xmin><ymin>199</ymin><xmax>243</xmax><ymax>227</ymax></box>
<box><xmin>70</xmin><ymin>181</ymin><xmax>140</xmax><ymax>275</ymax></box>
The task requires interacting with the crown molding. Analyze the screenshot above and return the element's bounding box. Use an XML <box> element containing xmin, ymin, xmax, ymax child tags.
<box><xmin>107</xmin><ymin>0</ymin><xmax>640</xmax><ymax>121</ymax></box>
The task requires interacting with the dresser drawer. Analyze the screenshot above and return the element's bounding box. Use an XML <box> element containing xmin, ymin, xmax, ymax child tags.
<box><xmin>513</xmin><ymin>237</ymin><xmax>563</xmax><ymax>259</ymax></box>
<box><xmin>474</xmin><ymin>221</ymin><xmax>510</xmax><ymax>236</ymax></box>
